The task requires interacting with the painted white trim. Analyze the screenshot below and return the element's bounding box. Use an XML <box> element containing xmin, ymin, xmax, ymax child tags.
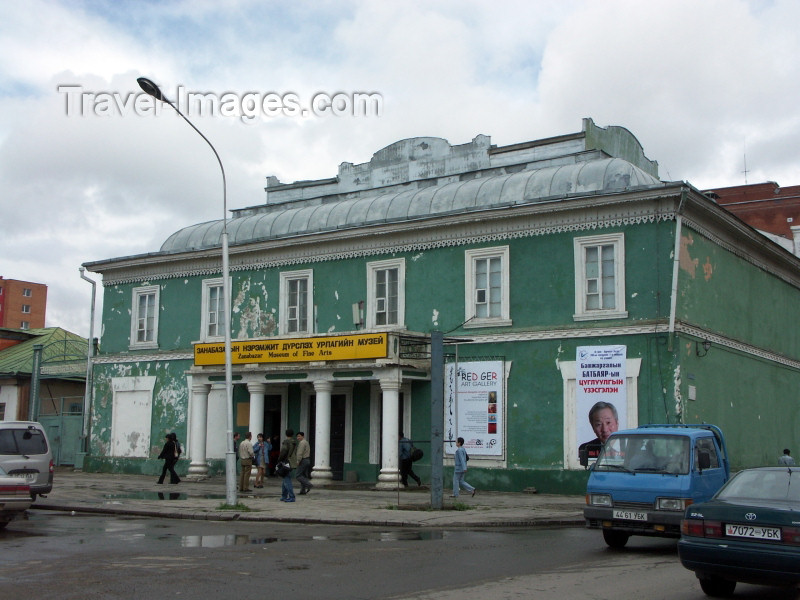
<box><xmin>573</xmin><ymin>233</ymin><xmax>628</xmax><ymax>321</ymax></box>
<box><xmin>279</xmin><ymin>269</ymin><xmax>314</xmax><ymax>335</ymax></box>
<box><xmin>129</xmin><ymin>285</ymin><xmax>160</xmax><ymax>350</ymax></box>
<box><xmin>464</xmin><ymin>245</ymin><xmax>511</xmax><ymax>327</ymax></box>
<box><xmin>366</xmin><ymin>258</ymin><xmax>406</xmax><ymax>329</ymax></box>
<box><xmin>200</xmin><ymin>278</ymin><xmax>225</xmax><ymax>342</ymax></box>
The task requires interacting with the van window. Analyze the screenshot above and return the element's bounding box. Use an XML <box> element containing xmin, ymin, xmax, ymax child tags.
<box><xmin>695</xmin><ymin>437</ymin><xmax>720</xmax><ymax>469</ymax></box>
<box><xmin>0</xmin><ymin>428</ymin><xmax>49</xmax><ymax>455</ymax></box>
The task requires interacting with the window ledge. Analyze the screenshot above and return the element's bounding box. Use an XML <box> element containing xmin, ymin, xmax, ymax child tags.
<box><xmin>129</xmin><ymin>342</ymin><xmax>159</xmax><ymax>351</ymax></box>
<box><xmin>463</xmin><ymin>318</ymin><xmax>513</xmax><ymax>329</ymax></box>
<box><xmin>573</xmin><ymin>311</ymin><xmax>628</xmax><ymax>322</ymax></box>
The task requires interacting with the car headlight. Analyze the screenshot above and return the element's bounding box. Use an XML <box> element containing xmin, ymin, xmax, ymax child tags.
<box><xmin>588</xmin><ymin>493</ymin><xmax>612</xmax><ymax>507</ymax></box>
<box><xmin>656</xmin><ymin>497</ymin><xmax>692</xmax><ymax>511</ymax></box>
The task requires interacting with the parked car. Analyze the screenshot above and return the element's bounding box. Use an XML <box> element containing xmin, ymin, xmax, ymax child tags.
<box><xmin>584</xmin><ymin>424</ymin><xmax>730</xmax><ymax>548</ymax></box>
<box><xmin>0</xmin><ymin>421</ymin><xmax>53</xmax><ymax>499</ymax></box>
<box><xmin>0</xmin><ymin>465</ymin><xmax>32</xmax><ymax>529</ymax></box>
<box><xmin>678</xmin><ymin>467</ymin><xmax>800</xmax><ymax>597</ymax></box>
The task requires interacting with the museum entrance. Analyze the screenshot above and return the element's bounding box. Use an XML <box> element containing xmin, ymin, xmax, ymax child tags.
<box><xmin>309</xmin><ymin>393</ymin><xmax>347</xmax><ymax>480</ymax></box>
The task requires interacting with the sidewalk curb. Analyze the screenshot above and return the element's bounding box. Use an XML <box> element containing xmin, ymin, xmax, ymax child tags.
<box><xmin>32</xmin><ymin>502</ymin><xmax>586</xmax><ymax>528</ymax></box>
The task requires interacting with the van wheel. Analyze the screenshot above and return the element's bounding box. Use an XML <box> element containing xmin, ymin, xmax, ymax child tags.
<box><xmin>698</xmin><ymin>576</ymin><xmax>736</xmax><ymax>597</ymax></box>
<box><xmin>602</xmin><ymin>530</ymin><xmax>629</xmax><ymax>548</ymax></box>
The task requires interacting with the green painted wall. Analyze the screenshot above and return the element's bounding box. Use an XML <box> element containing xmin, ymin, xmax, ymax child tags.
<box><xmin>88</xmin><ymin>217</ymin><xmax>800</xmax><ymax>492</ymax></box>
<box><xmin>677</xmin><ymin>227</ymin><xmax>800</xmax><ymax>358</ymax></box>
<box><xmin>99</xmin><ymin>221</ymin><xmax>675</xmax><ymax>354</ymax></box>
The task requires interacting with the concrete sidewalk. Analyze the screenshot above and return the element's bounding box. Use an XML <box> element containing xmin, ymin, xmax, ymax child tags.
<box><xmin>30</xmin><ymin>469</ymin><xmax>585</xmax><ymax>528</ymax></box>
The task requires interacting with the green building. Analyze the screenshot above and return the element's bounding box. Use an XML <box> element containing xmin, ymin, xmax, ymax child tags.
<box><xmin>83</xmin><ymin>118</ymin><xmax>800</xmax><ymax>493</ymax></box>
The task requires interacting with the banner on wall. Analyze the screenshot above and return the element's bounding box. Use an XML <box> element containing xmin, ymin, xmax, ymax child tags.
<box><xmin>576</xmin><ymin>345</ymin><xmax>627</xmax><ymax>461</ymax></box>
<box><xmin>445</xmin><ymin>360</ymin><xmax>504</xmax><ymax>457</ymax></box>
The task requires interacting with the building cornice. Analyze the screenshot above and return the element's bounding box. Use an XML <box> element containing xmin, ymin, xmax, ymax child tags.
<box><xmin>90</xmin><ymin>319</ymin><xmax>800</xmax><ymax>372</ymax></box>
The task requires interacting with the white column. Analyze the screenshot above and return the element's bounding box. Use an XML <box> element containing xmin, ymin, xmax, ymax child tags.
<box><xmin>376</xmin><ymin>377</ymin><xmax>401</xmax><ymax>490</ymax></box>
<box><xmin>311</xmin><ymin>379</ymin><xmax>334</xmax><ymax>484</ymax></box>
<box><xmin>247</xmin><ymin>382</ymin><xmax>266</xmax><ymax>483</ymax></box>
<box><xmin>187</xmin><ymin>382</ymin><xmax>211</xmax><ymax>480</ymax></box>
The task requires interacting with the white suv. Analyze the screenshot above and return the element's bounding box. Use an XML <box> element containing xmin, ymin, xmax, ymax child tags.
<box><xmin>0</xmin><ymin>421</ymin><xmax>53</xmax><ymax>499</ymax></box>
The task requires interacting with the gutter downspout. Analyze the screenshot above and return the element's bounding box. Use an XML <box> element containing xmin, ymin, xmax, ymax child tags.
<box><xmin>79</xmin><ymin>268</ymin><xmax>96</xmax><ymax>462</ymax></box>
<box><xmin>667</xmin><ymin>189</ymin><xmax>688</xmax><ymax>352</ymax></box>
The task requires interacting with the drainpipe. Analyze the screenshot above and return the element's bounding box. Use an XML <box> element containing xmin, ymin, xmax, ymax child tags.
<box><xmin>667</xmin><ymin>189</ymin><xmax>688</xmax><ymax>351</ymax></box>
<box><xmin>78</xmin><ymin>268</ymin><xmax>96</xmax><ymax>463</ymax></box>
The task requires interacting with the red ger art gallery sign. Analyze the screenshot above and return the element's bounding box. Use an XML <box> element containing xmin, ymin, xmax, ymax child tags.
<box><xmin>445</xmin><ymin>361</ymin><xmax>504</xmax><ymax>457</ymax></box>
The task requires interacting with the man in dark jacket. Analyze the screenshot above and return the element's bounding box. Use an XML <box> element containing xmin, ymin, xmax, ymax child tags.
<box><xmin>157</xmin><ymin>432</ymin><xmax>181</xmax><ymax>484</ymax></box>
<box><xmin>278</xmin><ymin>429</ymin><xmax>298</xmax><ymax>502</ymax></box>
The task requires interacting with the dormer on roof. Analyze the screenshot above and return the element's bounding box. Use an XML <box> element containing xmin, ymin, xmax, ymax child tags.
<box><xmin>252</xmin><ymin>118</ymin><xmax>659</xmax><ymax>214</ymax></box>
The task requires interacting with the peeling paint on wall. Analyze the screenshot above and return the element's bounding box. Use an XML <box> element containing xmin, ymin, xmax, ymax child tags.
<box><xmin>431</xmin><ymin>309</ymin><xmax>439</xmax><ymax>327</ymax></box>
<box><xmin>232</xmin><ymin>278</ymin><xmax>277</xmax><ymax>339</ymax></box>
<box><xmin>703</xmin><ymin>257</ymin><xmax>713</xmax><ymax>281</ymax></box>
<box><xmin>679</xmin><ymin>233</ymin><xmax>699</xmax><ymax>278</ymax></box>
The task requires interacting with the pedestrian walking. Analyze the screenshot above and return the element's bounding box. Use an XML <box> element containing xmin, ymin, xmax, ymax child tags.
<box><xmin>779</xmin><ymin>448</ymin><xmax>796</xmax><ymax>466</ymax></box>
<box><xmin>253</xmin><ymin>433</ymin><xmax>270</xmax><ymax>488</ymax></box>
<box><xmin>278</xmin><ymin>428</ymin><xmax>298</xmax><ymax>502</ymax></box>
<box><xmin>238</xmin><ymin>432</ymin><xmax>254</xmax><ymax>492</ymax></box>
<box><xmin>452</xmin><ymin>437</ymin><xmax>476</xmax><ymax>498</ymax></box>
<box><xmin>399</xmin><ymin>432</ymin><xmax>421</xmax><ymax>487</ymax></box>
<box><xmin>295</xmin><ymin>431</ymin><xmax>313</xmax><ymax>495</ymax></box>
<box><xmin>157</xmin><ymin>432</ymin><xmax>181</xmax><ymax>484</ymax></box>
<box><xmin>232</xmin><ymin>432</ymin><xmax>240</xmax><ymax>473</ymax></box>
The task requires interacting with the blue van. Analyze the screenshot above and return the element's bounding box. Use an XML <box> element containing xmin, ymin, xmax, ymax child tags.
<box><xmin>583</xmin><ymin>424</ymin><xmax>730</xmax><ymax>548</ymax></box>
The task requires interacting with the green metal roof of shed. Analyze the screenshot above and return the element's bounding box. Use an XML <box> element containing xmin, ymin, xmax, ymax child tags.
<box><xmin>0</xmin><ymin>328</ymin><xmax>88</xmax><ymax>377</ymax></box>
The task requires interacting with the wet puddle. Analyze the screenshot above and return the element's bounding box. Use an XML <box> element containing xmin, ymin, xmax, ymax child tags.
<box><xmin>181</xmin><ymin>529</ymin><xmax>446</xmax><ymax>547</ymax></box>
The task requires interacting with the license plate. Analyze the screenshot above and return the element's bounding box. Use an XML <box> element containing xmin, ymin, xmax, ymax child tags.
<box><xmin>613</xmin><ymin>509</ymin><xmax>647</xmax><ymax>521</ymax></box>
<box><xmin>725</xmin><ymin>524</ymin><xmax>781</xmax><ymax>540</ymax></box>
<box><xmin>11</xmin><ymin>473</ymin><xmax>35</xmax><ymax>483</ymax></box>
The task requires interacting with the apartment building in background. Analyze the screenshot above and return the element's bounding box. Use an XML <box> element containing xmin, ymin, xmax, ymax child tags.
<box><xmin>0</xmin><ymin>277</ymin><xmax>47</xmax><ymax>332</ymax></box>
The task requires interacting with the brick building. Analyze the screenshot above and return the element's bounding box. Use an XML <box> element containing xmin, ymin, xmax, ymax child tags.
<box><xmin>0</xmin><ymin>278</ymin><xmax>47</xmax><ymax>331</ymax></box>
<box><xmin>704</xmin><ymin>182</ymin><xmax>800</xmax><ymax>256</ymax></box>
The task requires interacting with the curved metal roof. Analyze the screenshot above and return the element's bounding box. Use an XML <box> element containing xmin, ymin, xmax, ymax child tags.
<box><xmin>160</xmin><ymin>157</ymin><xmax>663</xmax><ymax>253</ymax></box>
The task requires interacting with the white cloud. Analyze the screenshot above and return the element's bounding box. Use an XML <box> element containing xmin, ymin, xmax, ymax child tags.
<box><xmin>1</xmin><ymin>0</ymin><xmax>799</xmax><ymax>337</ymax></box>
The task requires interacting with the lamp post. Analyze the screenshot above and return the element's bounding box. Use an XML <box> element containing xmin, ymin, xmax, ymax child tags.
<box><xmin>137</xmin><ymin>77</ymin><xmax>237</xmax><ymax>506</ymax></box>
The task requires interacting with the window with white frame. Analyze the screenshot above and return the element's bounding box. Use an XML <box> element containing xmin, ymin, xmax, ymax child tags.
<box><xmin>201</xmin><ymin>278</ymin><xmax>225</xmax><ymax>341</ymax></box>
<box><xmin>20</xmin><ymin>321</ymin><xmax>29</xmax><ymax>330</ymax></box>
<box><xmin>21</xmin><ymin>305</ymin><xmax>31</xmax><ymax>314</ymax></box>
<box><xmin>573</xmin><ymin>233</ymin><xmax>627</xmax><ymax>321</ymax></box>
<box><xmin>279</xmin><ymin>270</ymin><xmax>313</xmax><ymax>334</ymax></box>
<box><xmin>130</xmin><ymin>285</ymin><xmax>159</xmax><ymax>349</ymax></box>
<box><xmin>464</xmin><ymin>246</ymin><xmax>511</xmax><ymax>327</ymax></box>
<box><xmin>22</xmin><ymin>288</ymin><xmax>32</xmax><ymax>297</ymax></box>
<box><xmin>366</xmin><ymin>258</ymin><xmax>405</xmax><ymax>328</ymax></box>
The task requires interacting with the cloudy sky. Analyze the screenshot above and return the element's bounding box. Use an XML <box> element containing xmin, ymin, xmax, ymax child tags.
<box><xmin>2</xmin><ymin>0</ymin><xmax>799</xmax><ymax>338</ymax></box>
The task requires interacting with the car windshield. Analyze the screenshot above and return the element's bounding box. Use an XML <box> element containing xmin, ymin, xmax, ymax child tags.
<box><xmin>594</xmin><ymin>434</ymin><xmax>690</xmax><ymax>474</ymax></box>
<box><xmin>0</xmin><ymin>428</ymin><xmax>48</xmax><ymax>455</ymax></box>
<box><xmin>718</xmin><ymin>469</ymin><xmax>800</xmax><ymax>502</ymax></box>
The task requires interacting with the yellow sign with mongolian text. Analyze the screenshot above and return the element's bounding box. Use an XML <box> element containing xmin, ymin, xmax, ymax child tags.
<box><xmin>194</xmin><ymin>333</ymin><xmax>388</xmax><ymax>366</ymax></box>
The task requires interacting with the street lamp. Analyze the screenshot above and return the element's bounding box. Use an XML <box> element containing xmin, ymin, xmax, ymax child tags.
<box><xmin>137</xmin><ymin>77</ymin><xmax>237</xmax><ymax>506</ymax></box>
